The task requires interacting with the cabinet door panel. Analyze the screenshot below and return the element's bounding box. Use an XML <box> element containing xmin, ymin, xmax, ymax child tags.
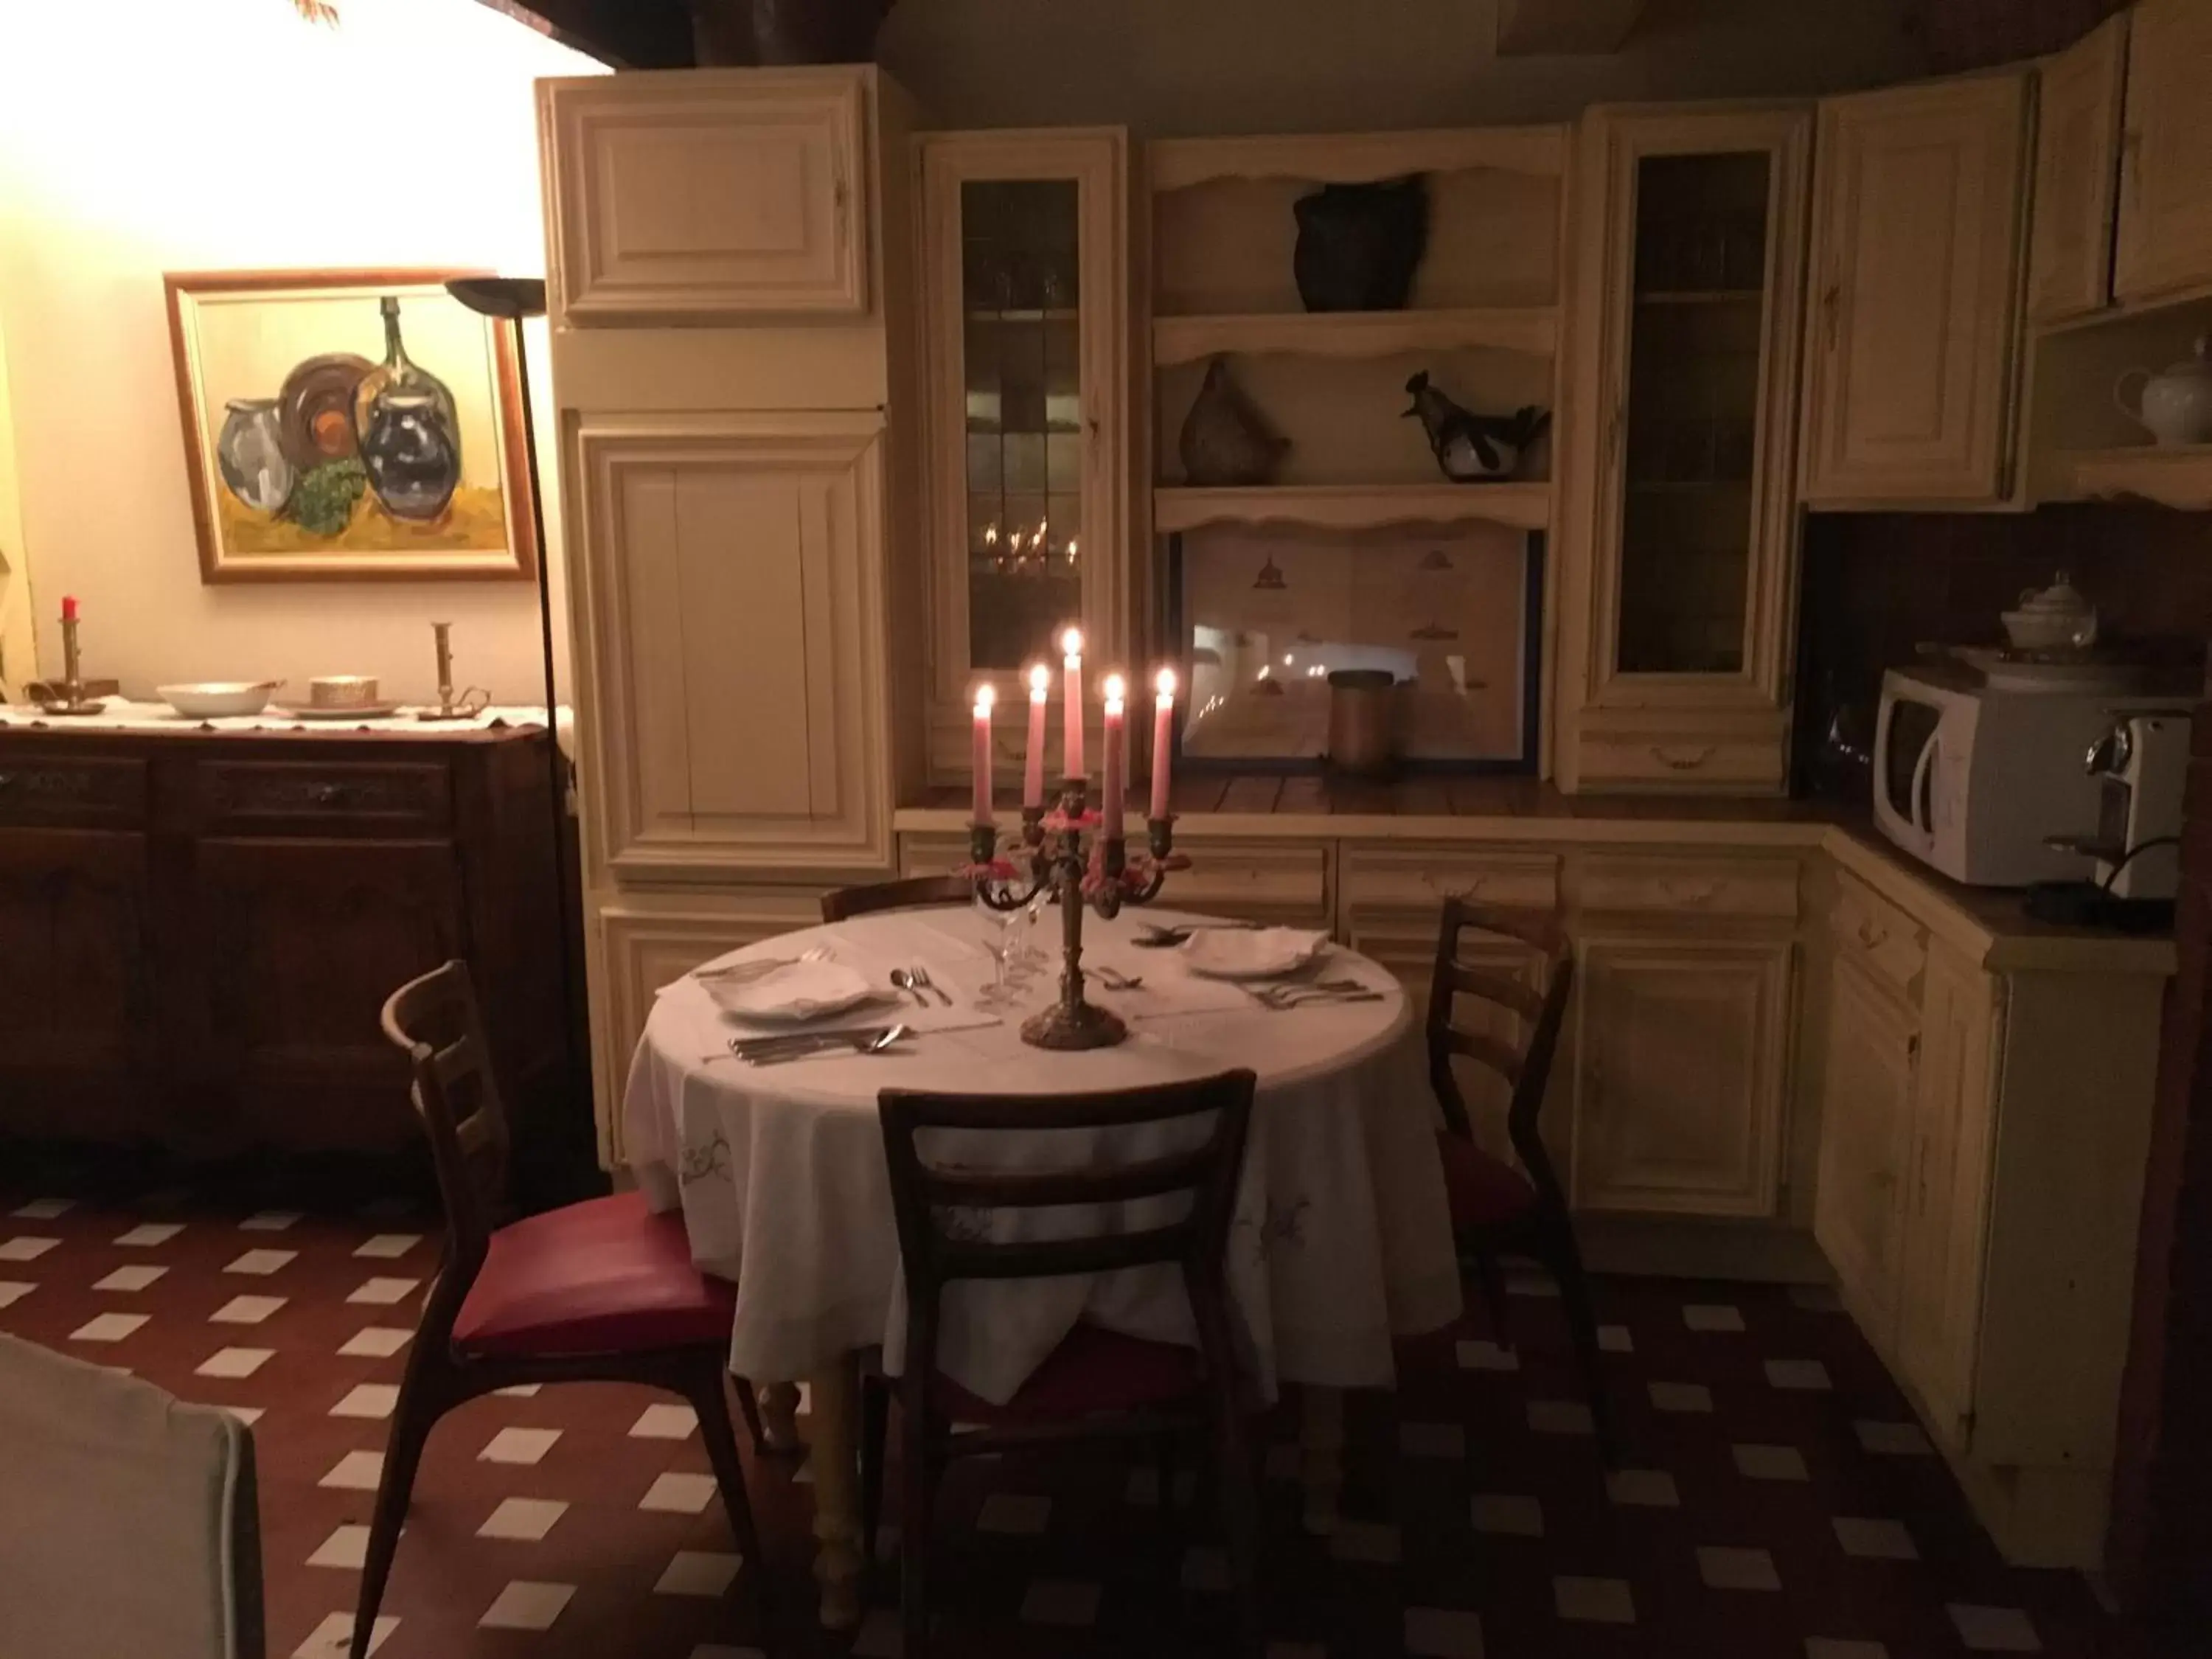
<box><xmin>1812</xmin><ymin>953</ymin><xmax>1919</xmax><ymax>1342</ymax></box>
<box><xmin>543</xmin><ymin>72</ymin><xmax>866</xmax><ymax>322</ymax></box>
<box><xmin>0</xmin><ymin>830</ymin><xmax>157</xmax><ymax>1140</ymax></box>
<box><xmin>2114</xmin><ymin>0</ymin><xmax>2212</xmax><ymax>304</ymax></box>
<box><xmin>571</xmin><ymin>414</ymin><xmax>892</xmax><ymax>880</ymax></box>
<box><xmin>197</xmin><ymin>838</ymin><xmax>462</xmax><ymax>1152</ymax></box>
<box><xmin>2027</xmin><ymin>13</ymin><xmax>2128</xmax><ymax>324</ymax></box>
<box><xmin>1801</xmin><ymin>75</ymin><xmax>2027</xmax><ymax>504</ymax></box>
<box><xmin>1573</xmin><ymin>936</ymin><xmax>1790</xmax><ymax>1217</ymax></box>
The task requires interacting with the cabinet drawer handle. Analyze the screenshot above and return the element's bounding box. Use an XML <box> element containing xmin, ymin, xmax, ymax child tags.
<box><xmin>1648</xmin><ymin>745</ymin><xmax>1714</xmax><ymax>771</ymax></box>
<box><xmin>309</xmin><ymin>782</ymin><xmax>355</xmax><ymax>807</ymax></box>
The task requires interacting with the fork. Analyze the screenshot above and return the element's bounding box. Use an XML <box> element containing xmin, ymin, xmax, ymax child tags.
<box><xmin>1256</xmin><ymin>983</ymin><xmax>1384</xmax><ymax>1009</ymax></box>
<box><xmin>908</xmin><ymin>964</ymin><xmax>953</xmax><ymax>1007</ymax></box>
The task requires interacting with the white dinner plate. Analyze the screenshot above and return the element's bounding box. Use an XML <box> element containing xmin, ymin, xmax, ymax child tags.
<box><xmin>705</xmin><ymin>960</ymin><xmax>884</xmax><ymax>1023</ymax></box>
<box><xmin>1180</xmin><ymin>927</ymin><xmax>1331</xmax><ymax>981</ymax></box>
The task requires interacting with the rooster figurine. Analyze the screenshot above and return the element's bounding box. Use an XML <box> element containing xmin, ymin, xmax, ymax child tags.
<box><xmin>1404</xmin><ymin>371</ymin><xmax>1549</xmax><ymax>482</ymax></box>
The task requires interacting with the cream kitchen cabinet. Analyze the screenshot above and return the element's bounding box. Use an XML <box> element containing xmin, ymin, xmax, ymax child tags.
<box><xmin>2026</xmin><ymin>12</ymin><xmax>2129</xmax><ymax>326</ymax></box>
<box><xmin>1811</xmin><ymin>950</ymin><xmax>1919</xmax><ymax>1339</ymax></box>
<box><xmin>540</xmin><ymin>69</ymin><xmax>872</xmax><ymax>323</ymax></box>
<box><xmin>1553</xmin><ymin>105</ymin><xmax>1811</xmax><ymax>795</ymax></box>
<box><xmin>2114</xmin><ymin>0</ymin><xmax>2212</xmax><ymax>304</ymax></box>
<box><xmin>1800</xmin><ymin>72</ymin><xmax>2031</xmax><ymax>507</ymax></box>
<box><xmin>916</xmin><ymin>131</ymin><xmax>1135</xmax><ymax>784</ymax></box>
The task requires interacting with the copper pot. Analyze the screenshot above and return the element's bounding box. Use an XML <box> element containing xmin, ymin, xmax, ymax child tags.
<box><xmin>1324</xmin><ymin>669</ymin><xmax>1397</xmax><ymax>777</ymax></box>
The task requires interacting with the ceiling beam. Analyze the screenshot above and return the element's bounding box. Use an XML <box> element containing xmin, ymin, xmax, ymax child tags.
<box><xmin>1495</xmin><ymin>0</ymin><xmax>1649</xmax><ymax>55</ymax></box>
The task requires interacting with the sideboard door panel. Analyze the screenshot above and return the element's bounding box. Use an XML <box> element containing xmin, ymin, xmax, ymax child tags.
<box><xmin>0</xmin><ymin>830</ymin><xmax>156</xmax><ymax>1139</ymax></box>
<box><xmin>195</xmin><ymin>837</ymin><xmax>462</xmax><ymax>1152</ymax></box>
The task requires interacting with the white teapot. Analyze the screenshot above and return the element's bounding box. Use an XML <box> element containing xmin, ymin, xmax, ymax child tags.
<box><xmin>2115</xmin><ymin>336</ymin><xmax>2212</xmax><ymax>447</ymax></box>
<box><xmin>2000</xmin><ymin>572</ymin><xmax>2098</xmax><ymax>653</ymax></box>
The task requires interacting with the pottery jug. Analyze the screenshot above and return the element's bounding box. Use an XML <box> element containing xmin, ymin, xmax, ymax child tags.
<box><xmin>2115</xmin><ymin>336</ymin><xmax>2212</xmax><ymax>446</ymax></box>
<box><xmin>215</xmin><ymin>398</ymin><xmax>296</xmax><ymax>514</ymax></box>
<box><xmin>1293</xmin><ymin>176</ymin><xmax>1428</xmax><ymax>313</ymax></box>
<box><xmin>361</xmin><ymin>389</ymin><xmax>461</xmax><ymax>521</ymax></box>
<box><xmin>1178</xmin><ymin>358</ymin><xmax>1289</xmax><ymax>487</ymax></box>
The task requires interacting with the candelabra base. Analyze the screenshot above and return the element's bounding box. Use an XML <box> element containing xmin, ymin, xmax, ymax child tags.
<box><xmin>1020</xmin><ymin>998</ymin><xmax>1129</xmax><ymax>1051</ymax></box>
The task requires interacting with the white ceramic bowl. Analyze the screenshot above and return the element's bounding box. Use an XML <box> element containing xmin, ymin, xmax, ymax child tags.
<box><xmin>1999</xmin><ymin>610</ymin><xmax>2094</xmax><ymax>653</ymax></box>
<box><xmin>157</xmin><ymin>681</ymin><xmax>281</xmax><ymax>718</ymax></box>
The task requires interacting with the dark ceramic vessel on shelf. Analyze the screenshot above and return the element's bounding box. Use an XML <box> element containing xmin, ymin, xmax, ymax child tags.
<box><xmin>1293</xmin><ymin>175</ymin><xmax>1428</xmax><ymax>313</ymax></box>
<box><xmin>1179</xmin><ymin>358</ymin><xmax>1289</xmax><ymax>487</ymax></box>
<box><xmin>360</xmin><ymin>389</ymin><xmax>461</xmax><ymax>521</ymax></box>
<box><xmin>688</xmin><ymin>0</ymin><xmax>895</xmax><ymax>63</ymax></box>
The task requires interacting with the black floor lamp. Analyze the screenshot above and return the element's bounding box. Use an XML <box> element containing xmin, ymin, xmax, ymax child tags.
<box><xmin>446</xmin><ymin>276</ymin><xmax>597</xmax><ymax>1203</ymax></box>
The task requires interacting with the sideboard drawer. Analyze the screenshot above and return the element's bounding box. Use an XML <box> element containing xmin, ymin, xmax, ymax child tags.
<box><xmin>1578</xmin><ymin>852</ymin><xmax>1802</xmax><ymax>922</ymax></box>
<box><xmin>1576</xmin><ymin>731</ymin><xmax>1786</xmax><ymax>791</ymax></box>
<box><xmin>198</xmin><ymin>760</ymin><xmax>453</xmax><ymax>834</ymax></box>
<box><xmin>1341</xmin><ymin>844</ymin><xmax>1562</xmax><ymax>923</ymax></box>
<box><xmin>0</xmin><ymin>755</ymin><xmax>146</xmax><ymax>828</ymax></box>
<box><xmin>1169</xmin><ymin>840</ymin><xmax>1333</xmax><ymax>925</ymax></box>
<box><xmin>1830</xmin><ymin>870</ymin><xmax>1927</xmax><ymax>1002</ymax></box>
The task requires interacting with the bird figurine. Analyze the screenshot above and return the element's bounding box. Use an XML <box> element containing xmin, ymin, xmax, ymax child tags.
<box><xmin>1403</xmin><ymin>372</ymin><xmax>1549</xmax><ymax>482</ymax></box>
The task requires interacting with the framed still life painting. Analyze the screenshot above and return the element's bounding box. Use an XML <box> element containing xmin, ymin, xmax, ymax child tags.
<box><xmin>164</xmin><ymin>269</ymin><xmax>537</xmax><ymax>582</ymax></box>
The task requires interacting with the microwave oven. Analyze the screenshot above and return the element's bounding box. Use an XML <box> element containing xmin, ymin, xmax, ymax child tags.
<box><xmin>1871</xmin><ymin>665</ymin><xmax>2170</xmax><ymax>887</ymax></box>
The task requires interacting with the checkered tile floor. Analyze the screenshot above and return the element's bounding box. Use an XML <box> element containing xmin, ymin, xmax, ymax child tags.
<box><xmin>0</xmin><ymin>1184</ymin><xmax>2154</xmax><ymax>1658</ymax></box>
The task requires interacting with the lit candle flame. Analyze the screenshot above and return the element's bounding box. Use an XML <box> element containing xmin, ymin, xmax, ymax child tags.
<box><xmin>1060</xmin><ymin>627</ymin><xmax>1083</xmax><ymax>660</ymax></box>
<box><xmin>1027</xmin><ymin>663</ymin><xmax>1051</xmax><ymax>698</ymax></box>
<box><xmin>972</xmin><ymin>684</ymin><xmax>996</xmax><ymax>715</ymax></box>
<box><xmin>1155</xmin><ymin>667</ymin><xmax>1176</xmax><ymax>699</ymax></box>
<box><xmin>1102</xmin><ymin>672</ymin><xmax>1126</xmax><ymax>709</ymax></box>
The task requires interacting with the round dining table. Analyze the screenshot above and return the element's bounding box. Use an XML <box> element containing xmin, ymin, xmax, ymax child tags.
<box><xmin>623</xmin><ymin>903</ymin><xmax>1463</xmax><ymax>1627</ymax></box>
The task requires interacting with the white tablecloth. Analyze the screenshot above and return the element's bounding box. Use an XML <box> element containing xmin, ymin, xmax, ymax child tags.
<box><xmin>625</xmin><ymin>906</ymin><xmax>1461</xmax><ymax>1405</ymax></box>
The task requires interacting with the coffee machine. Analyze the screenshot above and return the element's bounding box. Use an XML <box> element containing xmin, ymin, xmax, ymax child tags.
<box><xmin>2043</xmin><ymin>708</ymin><xmax>2191</xmax><ymax>906</ymax></box>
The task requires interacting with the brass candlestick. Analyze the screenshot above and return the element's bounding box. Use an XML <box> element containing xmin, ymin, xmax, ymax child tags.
<box><xmin>416</xmin><ymin>620</ymin><xmax>490</xmax><ymax>720</ymax></box>
<box><xmin>964</xmin><ymin>776</ymin><xmax>1187</xmax><ymax>1051</ymax></box>
<box><xmin>27</xmin><ymin>613</ymin><xmax>112</xmax><ymax>716</ymax></box>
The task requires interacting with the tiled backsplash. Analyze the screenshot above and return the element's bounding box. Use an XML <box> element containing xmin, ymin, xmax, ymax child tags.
<box><xmin>1792</xmin><ymin>504</ymin><xmax>2212</xmax><ymax>797</ymax></box>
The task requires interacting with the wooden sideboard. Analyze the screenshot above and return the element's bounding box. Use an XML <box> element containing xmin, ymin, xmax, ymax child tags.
<box><xmin>0</xmin><ymin>722</ymin><xmax>577</xmax><ymax>1181</ymax></box>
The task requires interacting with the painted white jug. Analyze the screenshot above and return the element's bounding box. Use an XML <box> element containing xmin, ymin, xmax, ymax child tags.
<box><xmin>2115</xmin><ymin>336</ymin><xmax>2212</xmax><ymax>447</ymax></box>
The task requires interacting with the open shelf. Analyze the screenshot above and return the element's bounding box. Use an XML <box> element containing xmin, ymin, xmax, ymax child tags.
<box><xmin>1153</xmin><ymin>306</ymin><xmax>1557</xmax><ymax>365</ymax></box>
<box><xmin>1149</xmin><ymin>126</ymin><xmax>1568</xmax><ymax>191</ymax></box>
<box><xmin>1155</xmin><ymin>481</ymin><xmax>1550</xmax><ymax>535</ymax></box>
<box><xmin>2053</xmin><ymin>442</ymin><xmax>2212</xmax><ymax>509</ymax></box>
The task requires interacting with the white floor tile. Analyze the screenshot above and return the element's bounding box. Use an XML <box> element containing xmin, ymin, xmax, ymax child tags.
<box><xmin>1404</xmin><ymin>1606</ymin><xmax>1486</xmax><ymax>1658</ymax></box>
<box><xmin>0</xmin><ymin>1237</ymin><xmax>59</xmax><ymax>1262</ymax></box>
<box><xmin>1455</xmin><ymin>1339</ymin><xmax>1519</xmax><ymax>1372</ymax></box>
<box><xmin>116</xmin><ymin>1223</ymin><xmax>184</xmax><ymax>1248</ymax></box>
<box><xmin>11</xmin><ymin>1198</ymin><xmax>71</xmax><ymax>1220</ymax></box>
<box><xmin>479</xmin><ymin>1497</ymin><xmax>568</xmax><ymax>1541</ymax></box>
<box><xmin>1554</xmin><ymin>1576</ymin><xmax>1635</xmax><ymax>1624</ymax></box>
<box><xmin>1606</xmin><ymin>1468</ymin><xmax>1679</xmax><ymax>1507</ymax></box>
<box><xmin>347</xmin><ymin>1277</ymin><xmax>420</xmax><ymax>1307</ymax></box>
<box><xmin>1328</xmin><ymin>1520</ymin><xmax>1400</xmax><ymax>1564</ymax></box>
<box><xmin>639</xmin><ymin>1472</ymin><xmax>718</xmax><ymax>1514</ymax></box>
<box><xmin>1766</xmin><ymin>1358</ymin><xmax>1833</xmax><ymax>1391</ymax></box>
<box><xmin>224</xmin><ymin>1249</ymin><xmax>296</xmax><ymax>1276</ymax></box>
<box><xmin>1526</xmin><ymin>1399</ymin><xmax>1593</xmax><ymax>1436</ymax></box>
<box><xmin>0</xmin><ymin>1281</ymin><xmax>34</xmax><ymax>1310</ymax></box>
<box><xmin>1649</xmin><ymin>1380</ymin><xmax>1714</xmax><ymax>1413</ymax></box>
<box><xmin>494</xmin><ymin>1383</ymin><xmax>542</xmax><ymax>1397</ymax></box>
<box><xmin>330</xmin><ymin>1384</ymin><xmax>399</xmax><ymax>1420</ymax></box>
<box><xmin>479</xmin><ymin>1580</ymin><xmax>575</xmax><ymax>1631</ymax></box>
<box><xmin>240</xmin><ymin>1211</ymin><xmax>302</xmax><ymax>1232</ymax></box>
<box><xmin>1597</xmin><ymin>1324</ymin><xmax>1634</xmax><ymax>1353</ymax></box>
<box><xmin>355</xmin><ymin>1234</ymin><xmax>421</xmax><ymax>1259</ymax></box>
<box><xmin>197</xmin><ymin>1347</ymin><xmax>273</xmax><ymax>1379</ymax></box>
<box><xmin>1805</xmin><ymin>1641</ymin><xmax>1889</xmax><ymax>1659</ymax></box>
<box><xmin>319</xmin><ymin>1451</ymin><xmax>383</xmax><ymax>1491</ymax></box>
<box><xmin>94</xmin><ymin>1265</ymin><xmax>167</xmax><ymax>1293</ymax></box>
<box><xmin>212</xmin><ymin>1294</ymin><xmax>286</xmax><ymax>1324</ymax></box>
<box><xmin>1470</xmin><ymin>1493</ymin><xmax>1543</xmax><ymax>1538</ymax></box>
<box><xmin>1399</xmin><ymin>1421</ymin><xmax>1466</xmax><ymax>1458</ymax></box>
<box><xmin>1018</xmin><ymin>1580</ymin><xmax>1101</xmax><ymax>1627</ymax></box>
<box><xmin>1833</xmin><ymin>1517</ymin><xmax>1918</xmax><ymax>1560</ymax></box>
<box><xmin>630</xmin><ymin>1402</ymin><xmax>699</xmax><ymax>1439</ymax></box>
<box><xmin>1854</xmin><ymin>1420</ymin><xmax>1934</xmax><ymax>1456</ymax></box>
<box><xmin>70</xmin><ymin>1312</ymin><xmax>147</xmax><ymax>1343</ymax></box>
<box><xmin>219</xmin><ymin>1405</ymin><xmax>264</xmax><ymax>1427</ymax></box>
<box><xmin>976</xmin><ymin>1492</ymin><xmax>1051</xmax><ymax>1534</ymax></box>
<box><xmin>292</xmin><ymin>1612</ymin><xmax>394</xmax><ymax>1657</ymax></box>
<box><xmin>479</xmin><ymin>1426</ymin><xmax>561</xmax><ymax>1465</ymax></box>
<box><xmin>1947</xmin><ymin>1604</ymin><xmax>2040</xmax><ymax>1652</ymax></box>
<box><xmin>1683</xmin><ymin>1303</ymin><xmax>1746</xmax><ymax>1332</ymax></box>
<box><xmin>654</xmin><ymin>1550</ymin><xmax>742</xmax><ymax>1596</ymax></box>
<box><xmin>1699</xmin><ymin>1545</ymin><xmax>1781</xmax><ymax>1591</ymax></box>
<box><xmin>1733</xmin><ymin>1443</ymin><xmax>1809</xmax><ymax>1481</ymax></box>
<box><xmin>338</xmin><ymin>1327</ymin><xmax>411</xmax><ymax>1359</ymax></box>
<box><xmin>307</xmin><ymin>1524</ymin><xmax>370</xmax><ymax>1570</ymax></box>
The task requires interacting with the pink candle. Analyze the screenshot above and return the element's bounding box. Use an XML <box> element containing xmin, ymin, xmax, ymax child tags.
<box><xmin>970</xmin><ymin>685</ymin><xmax>996</xmax><ymax>827</ymax></box>
<box><xmin>1150</xmin><ymin>668</ymin><xmax>1176</xmax><ymax>822</ymax></box>
<box><xmin>1023</xmin><ymin>663</ymin><xmax>1048</xmax><ymax>809</ymax></box>
<box><xmin>1101</xmin><ymin>674</ymin><xmax>1126</xmax><ymax>841</ymax></box>
<box><xmin>1060</xmin><ymin>627</ymin><xmax>1085</xmax><ymax>779</ymax></box>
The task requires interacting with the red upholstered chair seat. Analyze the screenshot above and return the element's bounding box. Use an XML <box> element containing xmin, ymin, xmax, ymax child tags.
<box><xmin>1436</xmin><ymin>1132</ymin><xmax>1540</xmax><ymax>1232</ymax></box>
<box><xmin>453</xmin><ymin>1189</ymin><xmax>737</xmax><ymax>1359</ymax></box>
<box><xmin>930</xmin><ymin>1321</ymin><xmax>1205</xmax><ymax>1425</ymax></box>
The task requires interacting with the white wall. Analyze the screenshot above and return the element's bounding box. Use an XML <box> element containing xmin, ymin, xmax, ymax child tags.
<box><xmin>0</xmin><ymin>0</ymin><xmax>602</xmax><ymax>705</ymax></box>
<box><xmin>880</xmin><ymin>0</ymin><xmax>1927</xmax><ymax>133</ymax></box>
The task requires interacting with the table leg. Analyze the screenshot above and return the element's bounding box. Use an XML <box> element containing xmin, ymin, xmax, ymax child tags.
<box><xmin>806</xmin><ymin>1356</ymin><xmax>864</xmax><ymax>1630</ymax></box>
<box><xmin>1300</xmin><ymin>1384</ymin><xmax>1344</xmax><ymax>1537</ymax></box>
<box><xmin>757</xmin><ymin>1381</ymin><xmax>804</xmax><ymax>1453</ymax></box>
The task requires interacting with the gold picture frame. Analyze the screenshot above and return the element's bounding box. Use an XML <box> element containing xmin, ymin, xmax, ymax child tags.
<box><xmin>164</xmin><ymin>268</ymin><xmax>537</xmax><ymax>583</ymax></box>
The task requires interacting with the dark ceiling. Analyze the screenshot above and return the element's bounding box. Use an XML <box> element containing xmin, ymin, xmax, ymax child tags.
<box><xmin>484</xmin><ymin>0</ymin><xmax>694</xmax><ymax>66</ymax></box>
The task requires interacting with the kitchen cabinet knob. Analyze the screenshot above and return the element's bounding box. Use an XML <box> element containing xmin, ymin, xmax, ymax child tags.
<box><xmin>1649</xmin><ymin>745</ymin><xmax>1714</xmax><ymax>771</ymax></box>
<box><xmin>310</xmin><ymin>782</ymin><xmax>353</xmax><ymax>807</ymax></box>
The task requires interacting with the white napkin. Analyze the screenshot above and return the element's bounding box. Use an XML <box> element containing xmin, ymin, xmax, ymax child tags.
<box><xmin>703</xmin><ymin>960</ymin><xmax>880</xmax><ymax>1022</ymax></box>
<box><xmin>1180</xmin><ymin>928</ymin><xmax>1332</xmax><ymax>980</ymax></box>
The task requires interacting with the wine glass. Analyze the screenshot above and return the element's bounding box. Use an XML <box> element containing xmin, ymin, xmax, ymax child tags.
<box><xmin>973</xmin><ymin>887</ymin><xmax>1023</xmax><ymax>1009</ymax></box>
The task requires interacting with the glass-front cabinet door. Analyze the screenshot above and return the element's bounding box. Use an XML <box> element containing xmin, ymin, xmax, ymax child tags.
<box><xmin>1557</xmin><ymin>107</ymin><xmax>1811</xmax><ymax>793</ymax></box>
<box><xmin>919</xmin><ymin>131</ymin><xmax>1130</xmax><ymax>782</ymax></box>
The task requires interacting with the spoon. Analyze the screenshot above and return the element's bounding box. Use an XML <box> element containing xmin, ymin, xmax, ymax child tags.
<box><xmin>1093</xmin><ymin>966</ymin><xmax>1145</xmax><ymax>991</ymax></box>
<box><xmin>888</xmin><ymin>968</ymin><xmax>929</xmax><ymax>1007</ymax></box>
<box><xmin>740</xmin><ymin>1023</ymin><xmax>911</xmax><ymax>1065</ymax></box>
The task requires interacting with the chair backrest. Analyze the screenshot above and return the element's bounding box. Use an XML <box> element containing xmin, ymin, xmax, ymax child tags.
<box><xmin>877</xmin><ymin>1071</ymin><xmax>1258</xmax><ymax>1374</ymax></box>
<box><xmin>1425</xmin><ymin>897</ymin><xmax>1575</xmax><ymax>1210</ymax></box>
<box><xmin>820</xmin><ymin>872</ymin><xmax>978</xmax><ymax>924</ymax></box>
<box><xmin>380</xmin><ymin>959</ymin><xmax>511</xmax><ymax>1279</ymax></box>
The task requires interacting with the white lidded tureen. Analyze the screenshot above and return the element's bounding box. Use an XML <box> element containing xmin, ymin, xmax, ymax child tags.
<box><xmin>1999</xmin><ymin>572</ymin><xmax>2098</xmax><ymax>654</ymax></box>
<box><xmin>2115</xmin><ymin>335</ymin><xmax>2212</xmax><ymax>447</ymax></box>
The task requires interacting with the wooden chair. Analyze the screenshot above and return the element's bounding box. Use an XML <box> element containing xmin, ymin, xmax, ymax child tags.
<box><xmin>820</xmin><ymin>873</ymin><xmax>977</xmax><ymax>924</ymax></box>
<box><xmin>862</xmin><ymin>1071</ymin><xmax>1264</xmax><ymax>1659</ymax></box>
<box><xmin>352</xmin><ymin>961</ymin><xmax>765</xmax><ymax>1659</ymax></box>
<box><xmin>1427</xmin><ymin>899</ymin><xmax>1614</xmax><ymax>1461</ymax></box>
